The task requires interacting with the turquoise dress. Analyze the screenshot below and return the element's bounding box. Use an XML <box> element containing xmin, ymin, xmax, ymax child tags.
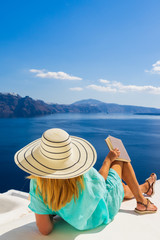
<box><xmin>28</xmin><ymin>168</ymin><xmax>124</xmax><ymax>230</ymax></box>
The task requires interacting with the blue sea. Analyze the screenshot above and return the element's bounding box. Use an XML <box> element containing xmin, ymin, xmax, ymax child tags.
<box><xmin>1</xmin><ymin>113</ymin><xmax>160</xmax><ymax>193</ymax></box>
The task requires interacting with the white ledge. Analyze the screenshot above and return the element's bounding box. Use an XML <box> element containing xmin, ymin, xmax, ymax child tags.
<box><xmin>0</xmin><ymin>180</ymin><xmax>160</xmax><ymax>240</ymax></box>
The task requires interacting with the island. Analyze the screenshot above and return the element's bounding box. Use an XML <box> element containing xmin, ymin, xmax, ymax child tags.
<box><xmin>1</xmin><ymin>93</ymin><xmax>160</xmax><ymax>118</ymax></box>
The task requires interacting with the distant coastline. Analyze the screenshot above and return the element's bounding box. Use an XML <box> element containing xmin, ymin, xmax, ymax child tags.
<box><xmin>1</xmin><ymin>92</ymin><xmax>160</xmax><ymax>118</ymax></box>
<box><xmin>134</xmin><ymin>113</ymin><xmax>160</xmax><ymax>116</ymax></box>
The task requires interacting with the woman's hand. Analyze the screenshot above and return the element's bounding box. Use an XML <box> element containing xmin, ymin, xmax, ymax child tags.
<box><xmin>106</xmin><ymin>148</ymin><xmax>120</xmax><ymax>163</ymax></box>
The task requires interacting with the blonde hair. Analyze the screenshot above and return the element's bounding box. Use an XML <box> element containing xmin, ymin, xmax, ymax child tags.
<box><xmin>28</xmin><ymin>175</ymin><xmax>85</xmax><ymax>211</ymax></box>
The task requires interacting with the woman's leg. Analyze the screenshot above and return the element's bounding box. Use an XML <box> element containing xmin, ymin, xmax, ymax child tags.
<box><xmin>122</xmin><ymin>182</ymin><xmax>148</xmax><ymax>200</ymax></box>
<box><xmin>123</xmin><ymin>172</ymin><xmax>157</xmax><ymax>199</ymax></box>
<box><xmin>110</xmin><ymin>160</ymin><xmax>123</xmax><ymax>179</ymax></box>
<box><xmin>111</xmin><ymin>161</ymin><xmax>147</xmax><ymax>201</ymax></box>
<box><xmin>110</xmin><ymin>161</ymin><xmax>157</xmax><ymax>211</ymax></box>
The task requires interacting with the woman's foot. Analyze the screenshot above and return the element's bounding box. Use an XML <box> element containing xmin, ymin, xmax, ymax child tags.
<box><xmin>144</xmin><ymin>173</ymin><xmax>157</xmax><ymax>196</ymax></box>
<box><xmin>135</xmin><ymin>198</ymin><xmax>157</xmax><ymax>214</ymax></box>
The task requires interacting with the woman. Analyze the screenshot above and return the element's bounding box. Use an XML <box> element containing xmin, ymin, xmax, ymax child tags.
<box><xmin>14</xmin><ymin>128</ymin><xmax>157</xmax><ymax>235</ymax></box>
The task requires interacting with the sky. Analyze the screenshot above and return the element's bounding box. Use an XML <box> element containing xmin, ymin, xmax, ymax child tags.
<box><xmin>1</xmin><ymin>0</ymin><xmax>160</xmax><ymax>108</ymax></box>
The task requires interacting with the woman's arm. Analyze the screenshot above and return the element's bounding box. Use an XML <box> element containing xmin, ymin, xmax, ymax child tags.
<box><xmin>35</xmin><ymin>213</ymin><xmax>54</xmax><ymax>235</ymax></box>
<box><xmin>99</xmin><ymin>148</ymin><xmax>120</xmax><ymax>180</ymax></box>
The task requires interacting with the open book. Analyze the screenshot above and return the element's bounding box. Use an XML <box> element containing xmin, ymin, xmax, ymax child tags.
<box><xmin>105</xmin><ymin>135</ymin><xmax>131</xmax><ymax>162</ymax></box>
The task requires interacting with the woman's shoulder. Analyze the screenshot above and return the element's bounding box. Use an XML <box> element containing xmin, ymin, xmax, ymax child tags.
<box><xmin>83</xmin><ymin>167</ymin><xmax>105</xmax><ymax>183</ymax></box>
<box><xmin>29</xmin><ymin>178</ymin><xmax>38</xmax><ymax>194</ymax></box>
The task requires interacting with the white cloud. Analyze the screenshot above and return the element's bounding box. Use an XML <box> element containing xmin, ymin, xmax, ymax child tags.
<box><xmin>87</xmin><ymin>84</ymin><xmax>117</xmax><ymax>92</ymax></box>
<box><xmin>87</xmin><ymin>80</ymin><xmax>160</xmax><ymax>95</ymax></box>
<box><xmin>99</xmin><ymin>79</ymin><xmax>110</xmax><ymax>84</ymax></box>
<box><xmin>29</xmin><ymin>69</ymin><xmax>44</xmax><ymax>74</ymax></box>
<box><xmin>145</xmin><ymin>60</ymin><xmax>160</xmax><ymax>74</ymax></box>
<box><xmin>69</xmin><ymin>87</ymin><xmax>83</xmax><ymax>91</ymax></box>
<box><xmin>29</xmin><ymin>69</ymin><xmax>82</xmax><ymax>80</ymax></box>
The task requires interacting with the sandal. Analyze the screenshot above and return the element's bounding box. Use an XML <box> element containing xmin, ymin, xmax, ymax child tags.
<box><xmin>135</xmin><ymin>198</ymin><xmax>157</xmax><ymax>214</ymax></box>
<box><xmin>144</xmin><ymin>173</ymin><xmax>157</xmax><ymax>197</ymax></box>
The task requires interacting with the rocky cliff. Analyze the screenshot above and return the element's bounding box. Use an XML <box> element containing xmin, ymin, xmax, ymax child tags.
<box><xmin>1</xmin><ymin>93</ymin><xmax>160</xmax><ymax>118</ymax></box>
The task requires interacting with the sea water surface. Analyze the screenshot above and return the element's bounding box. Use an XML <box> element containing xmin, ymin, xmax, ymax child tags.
<box><xmin>0</xmin><ymin>113</ymin><xmax>160</xmax><ymax>193</ymax></box>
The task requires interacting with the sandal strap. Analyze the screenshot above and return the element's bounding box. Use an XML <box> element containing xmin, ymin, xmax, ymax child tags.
<box><xmin>145</xmin><ymin>180</ymin><xmax>153</xmax><ymax>195</ymax></box>
<box><xmin>137</xmin><ymin>200</ymin><xmax>148</xmax><ymax>208</ymax></box>
<box><xmin>144</xmin><ymin>173</ymin><xmax>156</xmax><ymax>195</ymax></box>
<box><xmin>137</xmin><ymin>199</ymin><xmax>153</xmax><ymax>210</ymax></box>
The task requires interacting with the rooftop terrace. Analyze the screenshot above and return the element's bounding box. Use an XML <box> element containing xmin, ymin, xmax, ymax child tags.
<box><xmin>0</xmin><ymin>180</ymin><xmax>160</xmax><ymax>240</ymax></box>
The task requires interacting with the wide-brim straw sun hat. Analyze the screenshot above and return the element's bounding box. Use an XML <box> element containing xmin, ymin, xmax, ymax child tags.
<box><xmin>14</xmin><ymin>128</ymin><xmax>97</xmax><ymax>179</ymax></box>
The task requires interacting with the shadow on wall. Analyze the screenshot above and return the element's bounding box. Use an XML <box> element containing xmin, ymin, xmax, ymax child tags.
<box><xmin>1</xmin><ymin>216</ymin><xmax>106</xmax><ymax>240</ymax></box>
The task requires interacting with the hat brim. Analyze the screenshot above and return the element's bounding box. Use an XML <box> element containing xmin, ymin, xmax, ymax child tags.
<box><xmin>14</xmin><ymin>136</ymin><xmax>97</xmax><ymax>179</ymax></box>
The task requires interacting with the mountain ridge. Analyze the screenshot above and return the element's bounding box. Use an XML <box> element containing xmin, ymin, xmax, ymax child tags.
<box><xmin>0</xmin><ymin>93</ymin><xmax>160</xmax><ymax>118</ymax></box>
